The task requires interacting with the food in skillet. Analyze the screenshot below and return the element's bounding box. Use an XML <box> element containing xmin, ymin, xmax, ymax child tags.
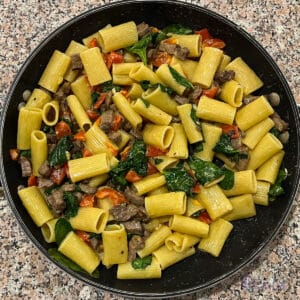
<box><xmin>10</xmin><ymin>21</ymin><xmax>289</xmax><ymax>279</ymax></box>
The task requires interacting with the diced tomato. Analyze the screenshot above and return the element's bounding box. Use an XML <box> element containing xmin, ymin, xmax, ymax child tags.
<box><xmin>192</xmin><ymin>182</ymin><xmax>201</xmax><ymax>194</ymax></box>
<box><xmin>120</xmin><ymin>145</ymin><xmax>131</xmax><ymax>161</ymax></box>
<box><xmin>93</xmin><ymin>93</ymin><xmax>106</xmax><ymax>110</ymax></box>
<box><xmin>125</xmin><ymin>170</ymin><xmax>143</xmax><ymax>183</ymax></box>
<box><xmin>27</xmin><ymin>175</ymin><xmax>37</xmax><ymax>187</ymax></box>
<box><xmin>50</xmin><ymin>167</ymin><xmax>66</xmax><ymax>185</ymax></box>
<box><xmin>76</xmin><ymin>230</ymin><xmax>91</xmax><ymax>244</ymax></box>
<box><xmin>151</xmin><ymin>51</ymin><xmax>172</xmax><ymax>67</ymax></box>
<box><xmin>80</xmin><ymin>194</ymin><xmax>96</xmax><ymax>207</ymax></box>
<box><xmin>55</xmin><ymin>121</ymin><xmax>71</xmax><ymax>139</ymax></box>
<box><xmin>104</xmin><ymin>51</ymin><xmax>124</xmax><ymax>70</ymax></box>
<box><xmin>88</xmin><ymin>37</ymin><xmax>99</xmax><ymax>48</ymax></box>
<box><xmin>221</xmin><ymin>124</ymin><xmax>239</xmax><ymax>139</ymax></box>
<box><xmin>146</xmin><ymin>145</ymin><xmax>168</xmax><ymax>157</ymax></box>
<box><xmin>63</xmin><ymin>163</ymin><xmax>70</xmax><ymax>179</ymax></box>
<box><xmin>9</xmin><ymin>148</ymin><xmax>19</xmax><ymax>161</ymax></box>
<box><xmin>82</xmin><ymin>148</ymin><xmax>93</xmax><ymax>157</ymax></box>
<box><xmin>194</xmin><ymin>28</ymin><xmax>212</xmax><ymax>41</ymax></box>
<box><xmin>73</xmin><ymin>130</ymin><xmax>86</xmax><ymax>142</ymax></box>
<box><xmin>96</xmin><ymin>187</ymin><xmax>127</xmax><ymax>205</ymax></box>
<box><xmin>202</xmin><ymin>86</ymin><xmax>219</xmax><ymax>98</ymax></box>
<box><xmin>202</xmin><ymin>38</ymin><xmax>226</xmax><ymax>49</ymax></box>
<box><xmin>198</xmin><ymin>211</ymin><xmax>212</xmax><ymax>224</ymax></box>
<box><xmin>111</xmin><ymin>114</ymin><xmax>123</xmax><ymax>131</ymax></box>
<box><xmin>147</xmin><ymin>161</ymin><xmax>158</xmax><ymax>175</ymax></box>
<box><xmin>120</xmin><ymin>89</ymin><xmax>128</xmax><ymax>97</ymax></box>
<box><xmin>86</xmin><ymin>109</ymin><xmax>99</xmax><ymax>121</ymax></box>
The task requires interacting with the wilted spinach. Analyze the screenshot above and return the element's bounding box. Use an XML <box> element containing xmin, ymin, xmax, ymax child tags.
<box><xmin>218</xmin><ymin>168</ymin><xmax>234</xmax><ymax>190</ymax></box>
<box><xmin>131</xmin><ymin>256</ymin><xmax>152</xmax><ymax>269</ymax></box>
<box><xmin>63</xmin><ymin>192</ymin><xmax>79</xmax><ymax>219</ymax></box>
<box><xmin>48</xmin><ymin>136</ymin><xmax>72</xmax><ymax>167</ymax></box>
<box><xmin>268</xmin><ymin>167</ymin><xmax>288</xmax><ymax>201</ymax></box>
<box><xmin>168</xmin><ymin>65</ymin><xmax>194</xmax><ymax>90</ymax></box>
<box><xmin>54</xmin><ymin>218</ymin><xmax>73</xmax><ymax>245</ymax></box>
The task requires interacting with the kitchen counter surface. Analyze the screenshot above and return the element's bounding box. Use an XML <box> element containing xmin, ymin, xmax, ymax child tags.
<box><xmin>0</xmin><ymin>0</ymin><xmax>299</xmax><ymax>299</ymax></box>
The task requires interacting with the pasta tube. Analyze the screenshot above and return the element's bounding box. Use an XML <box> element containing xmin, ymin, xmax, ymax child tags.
<box><xmin>58</xmin><ymin>231</ymin><xmax>100</xmax><ymax>274</ymax></box>
<box><xmin>70</xmin><ymin>75</ymin><xmax>92</xmax><ymax>109</ymax></box>
<box><xmin>165</xmin><ymin>232</ymin><xmax>200</xmax><ymax>252</ymax></box>
<box><xmin>192</xmin><ymin>47</ymin><xmax>223</xmax><ymax>88</ymax></box>
<box><xmin>223</xmin><ymin>170</ymin><xmax>257</xmax><ymax>197</ymax></box>
<box><xmin>170</xmin><ymin>56</ymin><xmax>198</xmax><ymax>82</ymax></box>
<box><xmin>66</xmin><ymin>95</ymin><xmax>92</xmax><ymax>131</ymax></box>
<box><xmin>143</xmin><ymin>124</ymin><xmax>174</xmax><ymax>149</ymax></box>
<box><xmin>152</xmin><ymin>156</ymin><xmax>178</xmax><ymax>173</ymax></box>
<box><xmin>69</xmin><ymin>207</ymin><xmax>108</xmax><ymax>233</ymax></box>
<box><xmin>68</xmin><ymin>153</ymin><xmax>110</xmax><ymax>183</ymax></box>
<box><xmin>117</xmin><ymin>258</ymin><xmax>162</xmax><ymax>279</ymax></box>
<box><xmin>18</xmin><ymin>186</ymin><xmax>53</xmax><ymax>227</ymax></box>
<box><xmin>185</xmin><ymin>197</ymin><xmax>205</xmax><ymax>217</ymax></box>
<box><xmin>112</xmin><ymin>92</ymin><xmax>143</xmax><ymax>128</ymax></box>
<box><xmin>247</xmin><ymin>133</ymin><xmax>283</xmax><ymax>170</ymax></box>
<box><xmin>219</xmin><ymin>80</ymin><xmax>243</xmax><ymax>107</ymax></box>
<box><xmin>198</xmin><ymin>218</ymin><xmax>233</xmax><ymax>257</ymax></box>
<box><xmin>169</xmin><ymin>215</ymin><xmax>209</xmax><ymax>238</ymax></box>
<box><xmin>196</xmin><ymin>95</ymin><xmax>236</xmax><ymax>125</ymax></box>
<box><xmin>153</xmin><ymin>245</ymin><xmax>195</xmax><ymax>270</ymax></box>
<box><xmin>102</xmin><ymin>224</ymin><xmax>128</xmax><ymax>266</ymax></box>
<box><xmin>223</xmin><ymin>194</ymin><xmax>256</xmax><ymax>221</ymax></box>
<box><xmin>142</xmin><ymin>85</ymin><xmax>178</xmax><ymax>116</ymax></box>
<box><xmin>41</xmin><ymin>218</ymin><xmax>58</xmax><ymax>243</ymax></box>
<box><xmin>256</xmin><ymin>150</ymin><xmax>285</xmax><ymax>184</ymax></box>
<box><xmin>26</xmin><ymin>88</ymin><xmax>51</xmax><ymax>109</ymax></box>
<box><xmin>217</xmin><ymin>54</ymin><xmax>231</xmax><ymax>73</ymax></box>
<box><xmin>17</xmin><ymin>107</ymin><xmax>43</xmax><ymax>150</ymax></box>
<box><xmin>167</xmin><ymin>123</ymin><xmax>189</xmax><ymax>159</ymax></box>
<box><xmin>132</xmin><ymin>98</ymin><xmax>172</xmax><ymax>125</ymax></box>
<box><xmin>38</xmin><ymin>50</ymin><xmax>71</xmax><ymax>93</ymax></box>
<box><xmin>145</xmin><ymin>192</ymin><xmax>186</xmax><ymax>218</ymax></box>
<box><xmin>253</xmin><ymin>181</ymin><xmax>270</xmax><ymax>206</ymax></box>
<box><xmin>31</xmin><ymin>130</ymin><xmax>48</xmax><ymax>176</ymax></box>
<box><xmin>42</xmin><ymin>100</ymin><xmax>59</xmax><ymax>126</ymax></box>
<box><xmin>224</xmin><ymin>57</ymin><xmax>263</xmax><ymax>95</ymax></box>
<box><xmin>129</xmin><ymin>64</ymin><xmax>162</xmax><ymax>84</ymax></box>
<box><xmin>171</xmin><ymin>34</ymin><xmax>201</xmax><ymax>57</ymax></box>
<box><xmin>133</xmin><ymin>173</ymin><xmax>166</xmax><ymax>196</ymax></box>
<box><xmin>198</xmin><ymin>185</ymin><xmax>233</xmax><ymax>220</ymax></box>
<box><xmin>80</xmin><ymin>47</ymin><xmax>112</xmax><ymax>85</ymax></box>
<box><xmin>127</xmin><ymin>83</ymin><xmax>144</xmax><ymax>99</ymax></box>
<box><xmin>137</xmin><ymin>225</ymin><xmax>172</xmax><ymax>258</ymax></box>
<box><xmin>98</xmin><ymin>21</ymin><xmax>138</xmax><ymax>53</ymax></box>
<box><xmin>112</xmin><ymin>62</ymin><xmax>142</xmax><ymax>85</ymax></box>
<box><xmin>235</xmin><ymin>96</ymin><xmax>274</xmax><ymax>131</ymax></box>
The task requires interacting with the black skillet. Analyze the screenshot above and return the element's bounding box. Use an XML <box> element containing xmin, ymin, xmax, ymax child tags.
<box><xmin>1</xmin><ymin>1</ymin><xmax>299</xmax><ymax>298</ymax></box>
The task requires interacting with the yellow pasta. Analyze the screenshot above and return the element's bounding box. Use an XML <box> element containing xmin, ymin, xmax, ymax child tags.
<box><xmin>143</xmin><ymin>124</ymin><xmax>174</xmax><ymax>149</ymax></box>
<box><xmin>133</xmin><ymin>173</ymin><xmax>166</xmax><ymax>196</ymax></box>
<box><xmin>42</xmin><ymin>100</ymin><xmax>59</xmax><ymax>126</ymax></box>
<box><xmin>165</xmin><ymin>232</ymin><xmax>200</xmax><ymax>252</ymax></box>
<box><xmin>253</xmin><ymin>181</ymin><xmax>271</xmax><ymax>206</ymax></box>
<box><xmin>31</xmin><ymin>130</ymin><xmax>48</xmax><ymax>176</ymax></box>
<box><xmin>129</xmin><ymin>64</ymin><xmax>162</xmax><ymax>84</ymax></box>
<box><xmin>171</xmin><ymin>34</ymin><xmax>202</xmax><ymax>57</ymax></box>
<box><xmin>170</xmin><ymin>56</ymin><xmax>198</xmax><ymax>81</ymax></box>
<box><xmin>219</xmin><ymin>80</ymin><xmax>243</xmax><ymax>107</ymax></box>
<box><xmin>70</xmin><ymin>75</ymin><xmax>92</xmax><ymax>109</ymax></box>
<box><xmin>26</xmin><ymin>88</ymin><xmax>51</xmax><ymax>109</ymax></box>
<box><xmin>41</xmin><ymin>218</ymin><xmax>58</xmax><ymax>243</ymax></box>
<box><xmin>167</xmin><ymin>123</ymin><xmax>189</xmax><ymax>159</ymax></box>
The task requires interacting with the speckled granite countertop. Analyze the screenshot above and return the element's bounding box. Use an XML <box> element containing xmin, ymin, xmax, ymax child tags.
<box><xmin>0</xmin><ymin>0</ymin><xmax>299</xmax><ymax>299</ymax></box>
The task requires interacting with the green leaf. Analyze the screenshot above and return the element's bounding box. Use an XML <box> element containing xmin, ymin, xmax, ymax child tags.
<box><xmin>102</xmin><ymin>80</ymin><xmax>121</xmax><ymax>92</ymax></box>
<box><xmin>89</xmin><ymin>233</ymin><xmax>101</xmax><ymax>240</ymax></box>
<box><xmin>190</xmin><ymin>106</ymin><xmax>201</xmax><ymax>126</ymax></box>
<box><xmin>55</xmin><ymin>218</ymin><xmax>73</xmax><ymax>245</ymax></box>
<box><xmin>268</xmin><ymin>167</ymin><xmax>287</xmax><ymax>201</ymax></box>
<box><xmin>218</xmin><ymin>168</ymin><xmax>234</xmax><ymax>190</ymax></box>
<box><xmin>270</xmin><ymin>127</ymin><xmax>281</xmax><ymax>138</ymax></box>
<box><xmin>141</xmin><ymin>98</ymin><xmax>150</xmax><ymax>108</ymax></box>
<box><xmin>189</xmin><ymin>156</ymin><xmax>224</xmax><ymax>186</ymax></box>
<box><xmin>126</xmin><ymin>34</ymin><xmax>153</xmax><ymax>65</ymax></box>
<box><xmin>164</xmin><ymin>163</ymin><xmax>195</xmax><ymax>196</ymax></box>
<box><xmin>48</xmin><ymin>136</ymin><xmax>72</xmax><ymax>167</ymax></box>
<box><xmin>20</xmin><ymin>150</ymin><xmax>31</xmax><ymax>159</ymax></box>
<box><xmin>131</xmin><ymin>256</ymin><xmax>152</xmax><ymax>269</ymax></box>
<box><xmin>140</xmin><ymin>80</ymin><xmax>174</xmax><ymax>96</ymax></box>
<box><xmin>162</xmin><ymin>24</ymin><xmax>193</xmax><ymax>35</ymax></box>
<box><xmin>42</xmin><ymin>124</ymin><xmax>55</xmax><ymax>134</ymax></box>
<box><xmin>43</xmin><ymin>185</ymin><xmax>59</xmax><ymax>196</ymax></box>
<box><xmin>48</xmin><ymin>248</ymin><xmax>100</xmax><ymax>278</ymax></box>
<box><xmin>91</xmin><ymin>92</ymin><xmax>100</xmax><ymax>104</ymax></box>
<box><xmin>168</xmin><ymin>65</ymin><xmax>194</xmax><ymax>90</ymax></box>
<box><xmin>213</xmin><ymin>134</ymin><xmax>239</xmax><ymax>156</ymax></box>
<box><xmin>63</xmin><ymin>192</ymin><xmax>79</xmax><ymax>219</ymax></box>
<box><xmin>153</xmin><ymin>158</ymin><xmax>163</xmax><ymax>165</ymax></box>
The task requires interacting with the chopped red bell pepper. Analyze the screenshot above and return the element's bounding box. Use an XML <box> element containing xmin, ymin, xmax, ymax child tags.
<box><xmin>202</xmin><ymin>86</ymin><xmax>219</xmax><ymax>98</ymax></box>
<box><xmin>146</xmin><ymin>145</ymin><xmax>168</xmax><ymax>157</ymax></box>
<box><xmin>50</xmin><ymin>167</ymin><xmax>66</xmax><ymax>185</ymax></box>
<box><xmin>198</xmin><ymin>211</ymin><xmax>212</xmax><ymax>224</ymax></box>
<box><xmin>125</xmin><ymin>170</ymin><xmax>143</xmax><ymax>183</ymax></box>
<box><xmin>55</xmin><ymin>121</ymin><xmax>71</xmax><ymax>139</ymax></box>
<box><xmin>221</xmin><ymin>124</ymin><xmax>239</xmax><ymax>139</ymax></box>
<box><xmin>27</xmin><ymin>175</ymin><xmax>37</xmax><ymax>187</ymax></box>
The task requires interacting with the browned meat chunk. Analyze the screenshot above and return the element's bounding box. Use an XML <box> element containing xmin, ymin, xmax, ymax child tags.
<box><xmin>38</xmin><ymin>160</ymin><xmax>51</xmax><ymax>177</ymax></box>
<box><xmin>214</xmin><ymin>70</ymin><xmax>235</xmax><ymax>85</ymax></box>
<box><xmin>123</xmin><ymin>220</ymin><xmax>143</xmax><ymax>235</ymax></box>
<box><xmin>137</xmin><ymin>22</ymin><xmax>151</xmax><ymax>38</ymax></box>
<box><xmin>127</xmin><ymin>235</ymin><xmax>145</xmax><ymax>261</ymax></box>
<box><xmin>19</xmin><ymin>156</ymin><xmax>32</xmax><ymax>177</ymax></box>
<box><xmin>124</xmin><ymin>186</ymin><xmax>145</xmax><ymax>206</ymax></box>
<box><xmin>188</xmin><ymin>85</ymin><xmax>202</xmax><ymax>101</ymax></box>
<box><xmin>71</xmin><ymin>54</ymin><xmax>83</xmax><ymax>70</ymax></box>
<box><xmin>108</xmin><ymin>131</ymin><xmax>122</xmax><ymax>145</ymax></box>
<box><xmin>235</xmin><ymin>157</ymin><xmax>249</xmax><ymax>171</ymax></box>
<box><xmin>100</xmin><ymin>110</ymin><xmax>114</xmax><ymax>133</ymax></box>
<box><xmin>38</xmin><ymin>178</ymin><xmax>54</xmax><ymax>189</ymax></box>
<box><xmin>129</xmin><ymin>128</ymin><xmax>143</xmax><ymax>139</ymax></box>
<box><xmin>110</xmin><ymin>203</ymin><xmax>140</xmax><ymax>222</ymax></box>
<box><xmin>47</xmin><ymin>189</ymin><xmax>66</xmax><ymax>214</ymax></box>
<box><xmin>78</xmin><ymin>183</ymin><xmax>97</xmax><ymax>194</ymax></box>
<box><xmin>61</xmin><ymin>183</ymin><xmax>76</xmax><ymax>192</ymax></box>
<box><xmin>54</xmin><ymin>82</ymin><xmax>71</xmax><ymax>102</ymax></box>
<box><xmin>270</xmin><ymin>112</ymin><xmax>289</xmax><ymax>132</ymax></box>
<box><xmin>173</xmin><ymin>95</ymin><xmax>189</xmax><ymax>105</ymax></box>
<box><xmin>159</xmin><ymin>42</ymin><xmax>189</xmax><ymax>60</ymax></box>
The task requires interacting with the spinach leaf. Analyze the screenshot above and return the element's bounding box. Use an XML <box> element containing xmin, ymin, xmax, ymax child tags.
<box><xmin>153</xmin><ymin>31</ymin><xmax>168</xmax><ymax>46</ymax></box>
<box><xmin>141</xmin><ymin>98</ymin><xmax>150</xmax><ymax>108</ymax></box>
<box><xmin>189</xmin><ymin>156</ymin><xmax>224</xmax><ymax>186</ymax></box>
<box><xmin>20</xmin><ymin>150</ymin><xmax>31</xmax><ymax>159</ymax></box>
<box><xmin>110</xmin><ymin>140</ymin><xmax>147</xmax><ymax>190</ymax></box>
<box><xmin>268</xmin><ymin>167</ymin><xmax>288</xmax><ymax>201</ymax></box>
<box><xmin>168</xmin><ymin>65</ymin><xmax>194</xmax><ymax>90</ymax></box>
<box><xmin>140</xmin><ymin>80</ymin><xmax>174</xmax><ymax>96</ymax></box>
<box><xmin>131</xmin><ymin>256</ymin><xmax>152</xmax><ymax>269</ymax></box>
<box><xmin>102</xmin><ymin>80</ymin><xmax>121</xmax><ymax>92</ymax></box>
<box><xmin>48</xmin><ymin>136</ymin><xmax>72</xmax><ymax>167</ymax></box>
<box><xmin>91</xmin><ymin>92</ymin><xmax>100</xmax><ymax>104</ymax></box>
<box><xmin>162</xmin><ymin>24</ymin><xmax>193</xmax><ymax>35</ymax></box>
<box><xmin>190</xmin><ymin>106</ymin><xmax>201</xmax><ymax>126</ymax></box>
<box><xmin>55</xmin><ymin>218</ymin><xmax>73</xmax><ymax>245</ymax></box>
<box><xmin>89</xmin><ymin>233</ymin><xmax>101</xmax><ymax>240</ymax></box>
<box><xmin>126</xmin><ymin>34</ymin><xmax>153</xmax><ymax>64</ymax></box>
<box><xmin>63</xmin><ymin>192</ymin><xmax>79</xmax><ymax>219</ymax></box>
<box><xmin>164</xmin><ymin>163</ymin><xmax>195</xmax><ymax>196</ymax></box>
<box><xmin>48</xmin><ymin>248</ymin><xmax>100</xmax><ymax>278</ymax></box>
<box><xmin>218</xmin><ymin>168</ymin><xmax>234</xmax><ymax>190</ymax></box>
<box><xmin>189</xmin><ymin>141</ymin><xmax>204</xmax><ymax>155</ymax></box>
<box><xmin>213</xmin><ymin>134</ymin><xmax>239</xmax><ymax>156</ymax></box>
<box><xmin>270</xmin><ymin>127</ymin><xmax>281</xmax><ymax>138</ymax></box>
<box><xmin>42</xmin><ymin>124</ymin><xmax>55</xmax><ymax>134</ymax></box>
<box><xmin>153</xmin><ymin>158</ymin><xmax>163</xmax><ymax>164</ymax></box>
